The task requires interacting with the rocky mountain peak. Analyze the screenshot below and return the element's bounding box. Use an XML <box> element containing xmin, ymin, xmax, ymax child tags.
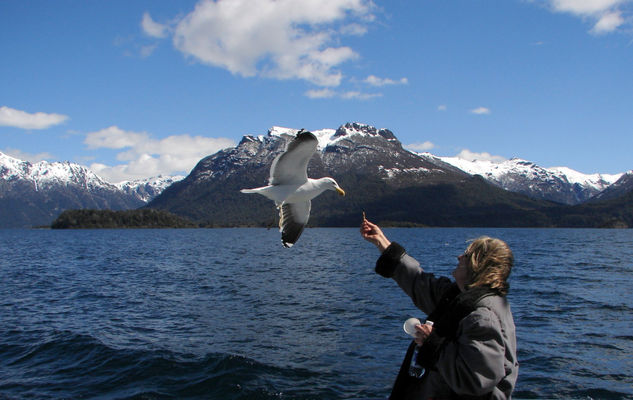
<box><xmin>333</xmin><ymin>122</ymin><xmax>397</xmax><ymax>142</ymax></box>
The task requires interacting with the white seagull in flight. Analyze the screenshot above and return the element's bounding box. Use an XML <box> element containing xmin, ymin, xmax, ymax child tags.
<box><xmin>241</xmin><ymin>130</ymin><xmax>345</xmax><ymax>247</ymax></box>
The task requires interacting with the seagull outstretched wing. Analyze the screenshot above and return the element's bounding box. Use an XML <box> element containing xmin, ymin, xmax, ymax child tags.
<box><xmin>268</xmin><ymin>130</ymin><xmax>318</xmax><ymax>186</ymax></box>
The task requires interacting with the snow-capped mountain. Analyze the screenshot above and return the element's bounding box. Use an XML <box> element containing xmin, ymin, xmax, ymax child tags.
<box><xmin>0</xmin><ymin>152</ymin><xmax>181</xmax><ymax>227</ymax></box>
<box><xmin>185</xmin><ymin>122</ymin><xmax>464</xmax><ymax>187</ymax></box>
<box><xmin>436</xmin><ymin>156</ymin><xmax>622</xmax><ymax>205</ymax></box>
<box><xmin>116</xmin><ymin>175</ymin><xmax>185</xmax><ymax>203</ymax></box>
<box><xmin>1</xmin><ymin>151</ymin><xmax>115</xmax><ymax>192</ymax></box>
<box><xmin>148</xmin><ymin>122</ymin><xmax>633</xmax><ymax>228</ymax></box>
<box><xmin>147</xmin><ymin>122</ymin><xmax>534</xmax><ymax>227</ymax></box>
<box><xmin>589</xmin><ymin>171</ymin><xmax>633</xmax><ymax>202</ymax></box>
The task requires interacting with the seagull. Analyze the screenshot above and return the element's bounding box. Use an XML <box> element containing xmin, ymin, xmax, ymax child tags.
<box><xmin>240</xmin><ymin>129</ymin><xmax>345</xmax><ymax>247</ymax></box>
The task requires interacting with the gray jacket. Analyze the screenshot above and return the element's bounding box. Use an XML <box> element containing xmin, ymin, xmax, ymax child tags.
<box><xmin>378</xmin><ymin>243</ymin><xmax>519</xmax><ymax>399</ymax></box>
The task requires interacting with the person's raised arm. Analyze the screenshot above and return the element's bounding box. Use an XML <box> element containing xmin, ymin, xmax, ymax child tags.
<box><xmin>360</xmin><ymin>217</ymin><xmax>391</xmax><ymax>253</ymax></box>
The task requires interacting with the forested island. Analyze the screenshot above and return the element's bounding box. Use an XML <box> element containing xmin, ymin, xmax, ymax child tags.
<box><xmin>51</xmin><ymin>209</ymin><xmax>198</xmax><ymax>229</ymax></box>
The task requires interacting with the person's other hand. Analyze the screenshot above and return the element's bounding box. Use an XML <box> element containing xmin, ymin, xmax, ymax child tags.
<box><xmin>414</xmin><ymin>323</ymin><xmax>433</xmax><ymax>345</ymax></box>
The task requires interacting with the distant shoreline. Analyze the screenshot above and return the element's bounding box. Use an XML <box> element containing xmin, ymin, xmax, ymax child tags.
<box><xmin>47</xmin><ymin>209</ymin><xmax>629</xmax><ymax>230</ymax></box>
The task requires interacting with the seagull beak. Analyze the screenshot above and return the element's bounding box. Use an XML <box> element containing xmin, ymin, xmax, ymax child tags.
<box><xmin>335</xmin><ymin>186</ymin><xmax>346</xmax><ymax>196</ymax></box>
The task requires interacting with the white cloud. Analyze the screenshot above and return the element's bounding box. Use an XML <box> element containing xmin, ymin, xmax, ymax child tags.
<box><xmin>0</xmin><ymin>106</ymin><xmax>69</xmax><ymax>130</ymax></box>
<box><xmin>550</xmin><ymin>0</ymin><xmax>624</xmax><ymax>15</ymax></box>
<box><xmin>546</xmin><ymin>0</ymin><xmax>630</xmax><ymax>33</ymax></box>
<box><xmin>140</xmin><ymin>43</ymin><xmax>159</xmax><ymax>58</ymax></box>
<box><xmin>340</xmin><ymin>90</ymin><xmax>382</xmax><ymax>100</ymax></box>
<box><xmin>166</xmin><ymin>0</ymin><xmax>374</xmax><ymax>87</ymax></box>
<box><xmin>591</xmin><ymin>10</ymin><xmax>625</xmax><ymax>32</ymax></box>
<box><xmin>305</xmin><ymin>88</ymin><xmax>337</xmax><ymax>99</ymax></box>
<box><xmin>84</xmin><ymin>126</ymin><xmax>149</xmax><ymax>149</ymax></box>
<box><xmin>142</xmin><ymin>12</ymin><xmax>169</xmax><ymax>38</ymax></box>
<box><xmin>364</xmin><ymin>75</ymin><xmax>408</xmax><ymax>87</ymax></box>
<box><xmin>455</xmin><ymin>149</ymin><xmax>506</xmax><ymax>163</ymax></box>
<box><xmin>470</xmin><ymin>107</ymin><xmax>491</xmax><ymax>115</ymax></box>
<box><xmin>84</xmin><ymin>126</ymin><xmax>235</xmax><ymax>182</ymax></box>
<box><xmin>1</xmin><ymin>148</ymin><xmax>54</xmax><ymax>163</ymax></box>
<box><xmin>304</xmin><ymin>88</ymin><xmax>381</xmax><ymax>100</ymax></box>
<box><xmin>437</xmin><ymin>105</ymin><xmax>447</xmax><ymax>111</ymax></box>
<box><xmin>405</xmin><ymin>141</ymin><xmax>435</xmax><ymax>152</ymax></box>
<box><xmin>340</xmin><ymin>23</ymin><xmax>368</xmax><ymax>36</ymax></box>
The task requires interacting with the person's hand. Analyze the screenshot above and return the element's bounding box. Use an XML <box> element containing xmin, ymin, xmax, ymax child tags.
<box><xmin>360</xmin><ymin>216</ymin><xmax>391</xmax><ymax>252</ymax></box>
<box><xmin>414</xmin><ymin>323</ymin><xmax>433</xmax><ymax>345</ymax></box>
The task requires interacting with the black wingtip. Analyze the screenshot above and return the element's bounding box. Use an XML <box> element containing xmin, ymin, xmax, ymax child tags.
<box><xmin>296</xmin><ymin>129</ymin><xmax>316</xmax><ymax>140</ymax></box>
<box><xmin>279</xmin><ymin>204</ymin><xmax>306</xmax><ymax>248</ymax></box>
<box><xmin>280</xmin><ymin>224</ymin><xmax>304</xmax><ymax>248</ymax></box>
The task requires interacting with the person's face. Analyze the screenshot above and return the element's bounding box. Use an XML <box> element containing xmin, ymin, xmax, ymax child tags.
<box><xmin>453</xmin><ymin>253</ymin><xmax>470</xmax><ymax>292</ymax></box>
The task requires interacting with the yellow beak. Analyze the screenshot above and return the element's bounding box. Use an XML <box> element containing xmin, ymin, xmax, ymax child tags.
<box><xmin>336</xmin><ymin>187</ymin><xmax>346</xmax><ymax>196</ymax></box>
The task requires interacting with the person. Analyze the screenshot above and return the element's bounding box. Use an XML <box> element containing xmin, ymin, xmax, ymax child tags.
<box><xmin>360</xmin><ymin>217</ymin><xmax>518</xmax><ymax>399</ymax></box>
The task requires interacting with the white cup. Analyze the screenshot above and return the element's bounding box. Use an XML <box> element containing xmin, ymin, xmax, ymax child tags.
<box><xmin>403</xmin><ymin>317</ymin><xmax>421</xmax><ymax>337</ymax></box>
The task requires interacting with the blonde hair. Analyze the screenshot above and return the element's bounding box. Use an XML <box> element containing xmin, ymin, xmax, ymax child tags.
<box><xmin>464</xmin><ymin>237</ymin><xmax>513</xmax><ymax>296</ymax></box>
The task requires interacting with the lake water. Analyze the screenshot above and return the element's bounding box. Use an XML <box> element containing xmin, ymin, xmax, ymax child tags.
<box><xmin>1</xmin><ymin>228</ymin><xmax>632</xmax><ymax>399</ymax></box>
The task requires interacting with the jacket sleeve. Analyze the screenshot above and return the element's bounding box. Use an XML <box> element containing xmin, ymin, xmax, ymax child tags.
<box><xmin>435</xmin><ymin>307</ymin><xmax>506</xmax><ymax>396</ymax></box>
<box><xmin>375</xmin><ymin>242</ymin><xmax>453</xmax><ymax>315</ymax></box>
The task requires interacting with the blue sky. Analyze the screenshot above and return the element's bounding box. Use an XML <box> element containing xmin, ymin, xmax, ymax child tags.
<box><xmin>1</xmin><ymin>0</ymin><xmax>632</xmax><ymax>182</ymax></box>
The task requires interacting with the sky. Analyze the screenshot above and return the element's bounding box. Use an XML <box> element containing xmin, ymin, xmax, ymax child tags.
<box><xmin>1</xmin><ymin>0</ymin><xmax>632</xmax><ymax>183</ymax></box>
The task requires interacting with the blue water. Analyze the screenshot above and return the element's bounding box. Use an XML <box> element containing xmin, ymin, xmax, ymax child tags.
<box><xmin>1</xmin><ymin>228</ymin><xmax>632</xmax><ymax>399</ymax></box>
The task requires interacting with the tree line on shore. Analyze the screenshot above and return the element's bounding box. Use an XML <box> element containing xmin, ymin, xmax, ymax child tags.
<box><xmin>51</xmin><ymin>209</ymin><xmax>198</xmax><ymax>229</ymax></box>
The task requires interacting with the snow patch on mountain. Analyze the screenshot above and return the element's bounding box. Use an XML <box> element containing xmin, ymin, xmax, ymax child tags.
<box><xmin>379</xmin><ymin>165</ymin><xmax>436</xmax><ymax>178</ymax></box>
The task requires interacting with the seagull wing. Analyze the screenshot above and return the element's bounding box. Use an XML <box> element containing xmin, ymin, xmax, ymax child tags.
<box><xmin>269</xmin><ymin>130</ymin><xmax>318</xmax><ymax>185</ymax></box>
<box><xmin>279</xmin><ymin>201</ymin><xmax>311</xmax><ymax>248</ymax></box>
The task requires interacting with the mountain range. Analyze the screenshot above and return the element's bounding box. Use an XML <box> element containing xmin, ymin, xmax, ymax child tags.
<box><xmin>2</xmin><ymin>123</ymin><xmax>632</xmax><ymax>228</ymax></box>
<box><xmin>147</xmin><ymin>123</ymin><xmax>633</xmax><ymax>228</ymax></box>
<box><xmin>0</xmin><ymin>152</ymin><xmax>180</xmax><ymax>228</ymax></box>
<box><xmin>436</xmin><ymin>156</ymin><xmax>622</xmax><ymax>205</ymax></box>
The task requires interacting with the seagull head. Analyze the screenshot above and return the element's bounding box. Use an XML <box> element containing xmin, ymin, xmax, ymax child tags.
<box><xmin>323</xmin><ymin>177</ymin><xmax>345</xmax><ymax>196</ymax></box>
